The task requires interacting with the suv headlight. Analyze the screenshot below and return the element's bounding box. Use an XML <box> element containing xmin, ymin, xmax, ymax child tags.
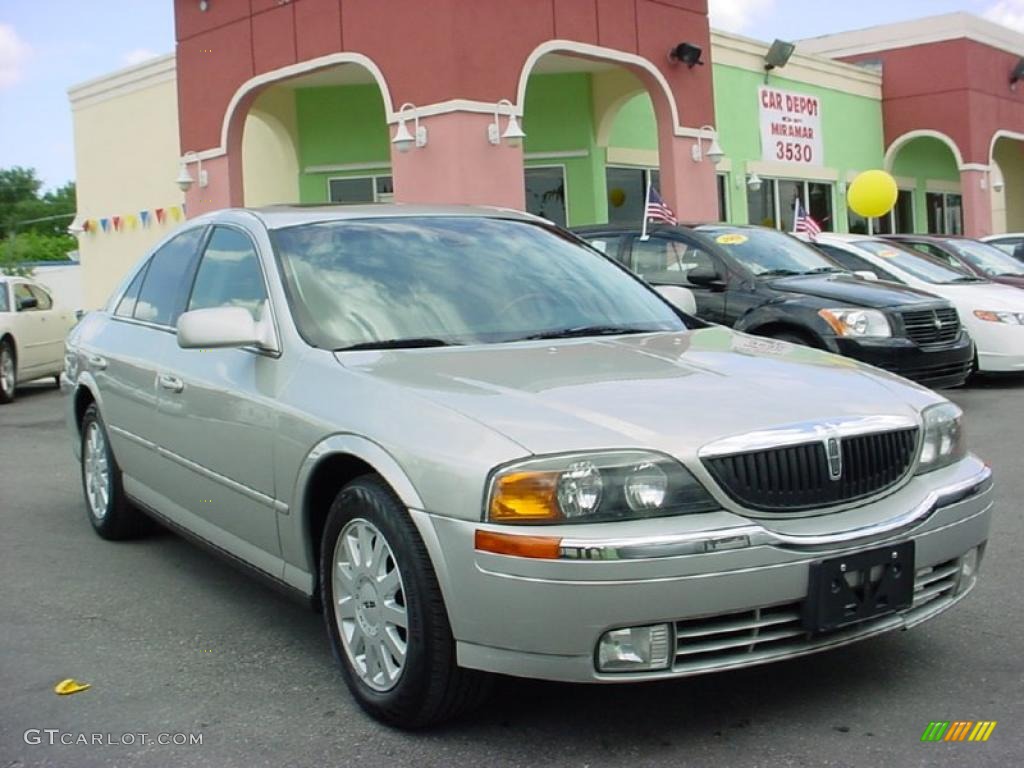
<box><xmin>818</xmin><ymin>308</ymin><xmax>892</xmax><ymax>338</ymax></box>
<box><xmin>486</xmin><ymin>451</ymin><xmax>718</xmax><ymax>524</ymax></box>
<box><xmin>916</xmin><ymin>403</ymin><xmax>967</xmax><ymax>474</ymax></box>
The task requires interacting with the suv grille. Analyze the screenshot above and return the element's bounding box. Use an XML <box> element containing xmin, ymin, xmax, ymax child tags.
<box><xmin>702</xmin><ymin>428</ymin><xmax>919</xmax><ymax>512</ymax></box>
<box><xmin>901</xmin><ymin>307</ymin><xmax>960</xmax><ymax>346</ymax></box>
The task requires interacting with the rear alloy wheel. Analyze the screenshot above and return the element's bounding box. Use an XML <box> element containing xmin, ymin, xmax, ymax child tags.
<box><xmin>80</xmin><ymin>404</ymin><xmax>151</xmax><ymax>540</ymax></box>
<box><xmin>0</xmin><ymin>341</ymin><xmax>15</xmax><ymax>404</ymax></box>
<box><xmin>320</xmin><ymin>475</ymin><xmax>491</xmax><ymax>727</ymax></box>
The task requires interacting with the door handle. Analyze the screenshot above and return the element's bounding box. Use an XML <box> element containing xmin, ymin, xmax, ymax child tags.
<box><xmin>157</xmin><ymin>374</ymin><xmax>185</xmax><ymax>393</ymax></box>
<box><xmin>86</xmin><ymin>354</ymin><xmax>108</xmax><ymax>371</ymax></box>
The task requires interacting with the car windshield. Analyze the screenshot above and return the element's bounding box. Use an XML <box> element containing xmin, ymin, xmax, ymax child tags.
<box><xmin>857</xmin><ymin>241</ymin><xmax>981</xmax><ymax>284</ymax></box>
<box><xmin>271</xmin><ymin>216</ymin><xmax>687</xmax><ymax>350</ymax></box>
<box><xmin>697</xmin><ymin>226</ymin><xmax>843</xmax><ymax>276</ymax></box>
<box><xmin>949</xmin><ymin>240</ymin><xmax>1024</xmax><ymax>277</ymax></box>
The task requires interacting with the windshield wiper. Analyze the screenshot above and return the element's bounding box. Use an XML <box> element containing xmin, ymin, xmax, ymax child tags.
<box><xmin>949</xmin><ymin>276</ymin><xmax>985</xmax><ymax>283</ymax></box>
<box><xmin>335</xmin><ymin>337</ymin><xmax>459</xmax><ymax>351</ymax></box>
<box><xmin>757</xmin><ymin>269</ymin><xmax>802</xmax><ymax>277</ymax></box>
<box><xmin>512</xmin><ymin>325</ymin><xmax>659</xmax><ymax>342</ymax></box>
<box><xmin>802</xmin><ymin>267</ymin><xmax>847</xmax><ymax>275</ymax></box>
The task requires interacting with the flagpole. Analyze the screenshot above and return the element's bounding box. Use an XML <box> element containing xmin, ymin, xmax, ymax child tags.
<box><xmin>640</xmin><ymin>175</ymin><xmax>652</xmax><ymax>241</ymax></box>
<box><xmin>792</xmin><ymin>197</ymin><xmax>799</xmax><ymax>235</ymax></box>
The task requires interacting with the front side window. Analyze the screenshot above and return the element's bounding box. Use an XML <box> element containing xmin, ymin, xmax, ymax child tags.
<box><xmin>14</xmin><ymin>284</ymin><xmax>36</xmax><ymax>312</ymax></box>
<box><xmin>27</xmin><ymin>284</ymin><xmax>53</xmax><ymax>310</ymax></box>
<box><xmin>697</xmin><ymin>226</ymin><xmax>840</xmax><ymax>277</ymax></box>
<box><xmin>187</xmin><ymin>227</ymin><xmax>268</xmax><ymax>319</ymax></box>
<box><xmin>134</xmin><ymin>228</ymin><xmax>204</xmax><ymax>326</ymax></box>
<box><xmin>271</xmin><ymin>216</ymin><xmax>686</xmax><ymax>350</ymax></box>
<box><xmin>0</xmin><ymin>282</ymin><xmax>8</xmax><ymax>312</ymax></box>
<box><xmin>631</xmin><ymin>237</ymin><xmax>717</xmax><ymax>286</ymax></box>
<box><xmin>115</xmin><ymin>267</ymin><xmax>147</xmax><ymax>318</ymax></box>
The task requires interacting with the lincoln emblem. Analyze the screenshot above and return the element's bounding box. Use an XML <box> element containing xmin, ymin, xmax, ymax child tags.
<box><xmin>826</xmin><ymin>437</ymin><xmax>843</xmax><ymax>481</ymax></box>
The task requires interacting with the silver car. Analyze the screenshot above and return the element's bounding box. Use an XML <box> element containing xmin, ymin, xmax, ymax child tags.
<box><xmin>63</xmin><ymin>206</ymin><xmax>993</xmax><ymax>727</ymax></box>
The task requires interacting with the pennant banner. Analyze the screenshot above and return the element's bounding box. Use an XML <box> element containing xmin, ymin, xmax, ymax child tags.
<box><xmin>139</xmin><ymin>210</ymin><xmax>150</xmax><ymax>227</ymax></box>
<box><xmin>81</xmin><ymin>204</ymin><xmax>186</xmax><ymax>235</ymax></box>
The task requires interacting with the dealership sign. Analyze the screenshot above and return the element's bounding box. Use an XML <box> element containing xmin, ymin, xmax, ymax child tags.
<box><xmin>759</xmin><ymin>86</ymin><xmax>823</xmax><ymax>165</ymax></box>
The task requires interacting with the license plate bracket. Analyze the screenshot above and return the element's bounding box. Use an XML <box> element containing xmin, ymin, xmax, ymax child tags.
<box><xmin>802</xmin><ymin>541</ymin><xmax>915</xmax><ymax>633</ymax></box>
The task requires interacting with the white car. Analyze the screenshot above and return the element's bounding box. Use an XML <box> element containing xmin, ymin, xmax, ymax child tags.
<box><xmin>810</xmin><ymin>234</ymin><xmax>1024</xmax><ymax>374</ymax></box>
<box><xmin>0</xmin><ymin>276</ymin><xmax>78</xmax><ymax>403</ymax></box>
<box><xmin>982</xmin><ymin>233</ymin><xmax>1024</xmax><ymax>262</ymax></box>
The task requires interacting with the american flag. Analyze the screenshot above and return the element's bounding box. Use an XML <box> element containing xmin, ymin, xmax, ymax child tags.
<box><xmin>794</xmin><ymin>199</ymin><xmax>822</xmax><ymax>240</ymax></box>
<box><xmin>645</xmin><ymin>186</ymin><xmax>678</xmax><ymax>225</ymax></box>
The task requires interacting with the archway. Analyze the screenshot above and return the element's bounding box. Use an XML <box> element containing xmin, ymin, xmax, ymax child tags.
<box><xmin>885</xmin><ymin>133</ymin><xmax>964</xmax><ymax>235</ymax></box>
<box><xmin>991</xmin><ymin>133</ymin><xmax>1024</xmax><ymax>234</ymax></box>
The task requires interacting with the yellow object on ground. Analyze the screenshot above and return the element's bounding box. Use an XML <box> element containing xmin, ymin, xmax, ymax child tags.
<box><xmin>54</xmin><ymin>678</ymin><xmax>91</xmax><ymax>695</ymax></box>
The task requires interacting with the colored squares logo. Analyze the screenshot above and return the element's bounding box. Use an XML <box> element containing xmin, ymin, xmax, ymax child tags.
<box><xmin>921</xmin><ymin>721</ymin><xmax>997</xmax><ymax>742</ymax></box>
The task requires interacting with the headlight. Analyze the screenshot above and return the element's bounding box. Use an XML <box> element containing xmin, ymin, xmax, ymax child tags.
<box><xmin>973</xmin><ymin>309</ymin><xmax>1024</xmax><ymax>325</ymax></box>
<box><xmin>916</xmin><ymin>402</ymin><xmax>967</xmax><ymax>474</ymax></box>
<box><xmin>818</xmin><ymin>308</ymin><xmax>892</xmax><ymax>338</ymax></box>
<box><xmin>487</xmin><ymin>451</ymin><xmax>718</xmax><ymax>524</ymax></box>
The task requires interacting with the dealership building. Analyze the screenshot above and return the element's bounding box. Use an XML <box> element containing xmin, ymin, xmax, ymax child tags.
<box><xmin>69</xmin><ymin>2</ymin><xmax>1024</xmax><ymax>308</ymax></box>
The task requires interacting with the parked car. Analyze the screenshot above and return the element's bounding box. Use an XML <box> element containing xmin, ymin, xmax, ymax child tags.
<box><xmin>65</xmin><ymin>206</ymin><xmax>992</xmax><ymax>727</ymax></box>
<box><xmin>885</xmin><ymin>235</ymin><xmax>1024</xmax><ymax>290</ymax></box>
<box><xmin>981</xmin><ymin>233</ymin><xmax>1024</xmax><ymax>263</ymax></box>
<box><xmin>811</xmin><ymin>234</ymin><xmax>1024</xmax><ymax>374</ymax></box>
<box><xmin>574</xmin><ymin>224</ymin><xmax>974</xmax><ymax>388</ymax></box>
<box><xmin>0</xmin><ymin>275</ymin><xmax>78</xmax><ymax>403</ymax></box>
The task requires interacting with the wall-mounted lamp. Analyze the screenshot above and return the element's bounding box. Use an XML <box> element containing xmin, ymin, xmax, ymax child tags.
<box><xmin>1011</xmin><ymin>58</ymin><xmax>1024</xmax><ymax>90</ymax></box>
<box><xmin>691</xmin><ymin>125</ymin><xmax>724</xmax><ymax>166</ymax></box>
<box><xmin>391</xmin><ymin>103</ymin><xmax>428</xmax><ymax>153</ymax></box>
<box><xmin>175</xmin><ymin>151</ymin><xmax>208</xmax><ymax>193</ymax></box>
<box><xmin>488</xmin><ymin>99</ymin><xmax>526</xmax><ymax>147</ymax></box>
<box><xmin>198</xmin><ymin>0</ymin><xmax>210</xmax><ymax>11</ymax></box>
<box><xmin>747</xmin><ymin>173</ymin><xmax>763</xmax><ymax>192</ymax></box>
<box><xmin>668</xmin><ymin>42</ymin><xmax>704</xmax><ymax>68</ymax></box>
<box><xmin>764</xmin><ymin>39</ymin><xmax>795</xmax><ymax>73</ymax></box>
<box><xmin>992</xmin><ymin>174</ymin><xmax>1005</xmax><ymax>193</ymax></box>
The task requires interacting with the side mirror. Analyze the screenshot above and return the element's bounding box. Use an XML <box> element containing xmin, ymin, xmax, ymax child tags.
<box><xmin>176</xmin><ymin>306</ymin><xmax>276</xmax><ymax>351</ymax></box>
<box><xmin>853</xmin><ymin>270</ymin><xmax>879</xmax><ymax>282</ymax></box>
<box><xmin>687</xmin><ymin>265</ymin><xmax>726</xmax><ymax>290</ymax></box>
<box><xmin>655</xmin><ymin>285</ymin><xmax>697</xmax><ymax>315</ymax></box>
<box><xmin>17</xmin><ymin>295</ymin><xmax>39</xmax><ymax>311</ymax></box>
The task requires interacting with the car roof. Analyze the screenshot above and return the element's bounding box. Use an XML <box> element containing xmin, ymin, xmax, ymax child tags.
<box><xmin>190</xmin><ymin>203</ymin><xmax>546</xmax><ymax>231</ymax></box>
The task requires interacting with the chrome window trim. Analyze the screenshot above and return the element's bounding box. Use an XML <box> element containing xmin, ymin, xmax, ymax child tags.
<box><xmin>697</xmin><ymin>414</ymin><xmax>920</xmax><ymax>458</ymax></box>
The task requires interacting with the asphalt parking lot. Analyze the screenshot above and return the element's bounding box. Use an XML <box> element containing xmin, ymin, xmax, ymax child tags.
<box><xmin>2</xmin><ymin>379</ymin><xmax>1022</xmax><ymax>768</ymax></box>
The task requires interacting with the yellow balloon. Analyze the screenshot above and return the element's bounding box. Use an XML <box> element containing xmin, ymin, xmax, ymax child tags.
<box><xmin>848</xmin><ymin>170</ymin><xmax>898</xmax><ymax>218</ymax></box>
<box><xmin>608</xmin><ymin>187</ymin><xmax>626</xmax><ymax>208</ymax></box>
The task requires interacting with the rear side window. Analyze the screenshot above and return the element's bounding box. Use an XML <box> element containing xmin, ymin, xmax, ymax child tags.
<box><xmin>115</xmin><ymin>267</ymin><xmax>147</xmax><ymax>318</ymax></box>
<box><xmin>134</xmin><ymin>228</ymin><xmax>204</xmax><ymax>326</ymax></box>
<box><xmin>27</xmin><ymin>284</ymin><xmax>53</xmax><ymax>310</ymax></box>
<box><xmin>187</xmin><ymin>227</ymin><xmax>268</xmax><ymax>319</ymax></box>
<box><xmin>0</xmin><ymin>282</ymin><xmax>8</xmax><ymax>312</ymax></box>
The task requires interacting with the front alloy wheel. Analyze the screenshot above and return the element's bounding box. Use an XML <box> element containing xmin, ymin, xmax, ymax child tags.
<box><xmin>332</xmin><ymin>518</ymin><xmax>409</xmax><ymax>691</ymax></box>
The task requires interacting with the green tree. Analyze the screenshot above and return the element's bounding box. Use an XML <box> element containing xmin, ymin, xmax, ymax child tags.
<box><xmin>0</xmin><ymin>167</ymin><xmax>77</xmax><ymax>274</ymax></box>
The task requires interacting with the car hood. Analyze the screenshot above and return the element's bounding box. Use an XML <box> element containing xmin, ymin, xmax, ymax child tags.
<box><xmin>335</xmin><ymin>327</ymin><xmax>940</xmax><ymax>458</ymax></box>
<box><xmin>930</xmin><ymin>281</ymin><xmax>1024</xmax><ymax>312</ymax></box>
<box><xmin>765</xmin><ymin>274</ymin><xmax>942</xmax><ymax>308</ymax></box>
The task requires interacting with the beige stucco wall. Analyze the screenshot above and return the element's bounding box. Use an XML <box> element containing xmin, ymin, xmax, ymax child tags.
<box><xmin>243</xmin><ymin>86</ymin><xmax>300</xmax><ymax>206</ymax></box>
<box><xmin>69</xmin><ymin>55</ymin><xmax>184</xmax><ymax>309</ymax></box>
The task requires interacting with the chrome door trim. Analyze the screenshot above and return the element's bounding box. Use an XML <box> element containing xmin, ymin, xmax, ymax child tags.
<box><xmin>107</xmin><ymin>424</ymin><xmax>288</xmax><ymax>514</ymax></box>
<box><xmin>698</xmin><ymin>414</ymin><xmax>920</xmax><ymax>458</ymax></box>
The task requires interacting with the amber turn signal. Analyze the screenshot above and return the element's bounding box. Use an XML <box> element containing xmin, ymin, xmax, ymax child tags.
<box><xmin>488</xmin><ymin>470</ymin><xmax>561</xmax><ymax>522</ymax></box>
<box><xmin>474</xmin><ymin>530</ymin><xmax>562</xmax><ymax>559</ymax></box>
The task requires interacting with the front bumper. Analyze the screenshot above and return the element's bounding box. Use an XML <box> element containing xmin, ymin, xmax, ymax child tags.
<box><xmin>830</xmin><ymin>333</ymin><xmax>974</xmax><ymax>388</ymax></box>
<box><xmin>414</xmin><ymin>457</ymin><xmax>992</xmax><ymax>683</ymax></box>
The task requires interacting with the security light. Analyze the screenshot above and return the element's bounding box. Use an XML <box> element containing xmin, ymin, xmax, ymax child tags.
<box><xmin>175</xmin><ymin>151</ymin><xmax>207</xmax><ymax>192</ymax></box>
<box><xmin>747</xmin><ymin>173</ymin><xmax>763</xmax><ymax>192</ymax></box>
<box><xmin>691</xmin><ymin>125</ymin><xmax>724</xmax><ymax>166</ymax></box>
<box><xmin>1011</xmin><ymin>58</ymin><xmax>1024</xmax><ymax>89</ymax></box>
<box><xmin>488</xmin><ymin>99</ymin><xmax>526</xmax><ymax>147</ymax></box>
<box><xmin>669</xmin><ymin>43</ymin><xmax>704</xmax><ymax>68</ymax></box>
<box><xmin>764</xmin><ymin>39</ymin><xmax>796</xmax><ymax>72</ymax></box>
<box><xmin>392</xmin><ymin>103</ymin><xmax>427</xmax><ymax>153</ymax></box>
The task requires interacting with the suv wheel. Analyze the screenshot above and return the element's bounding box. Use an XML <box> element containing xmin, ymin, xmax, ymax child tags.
<box><xmin>80</xmin><ymin>404</ymin><xmax>151</xmax><ymax>539</ymax></box>
<box><xmin>320</xmin><ymin>475</ymin><xmax>490</xmax><ymax>727</ymax></box>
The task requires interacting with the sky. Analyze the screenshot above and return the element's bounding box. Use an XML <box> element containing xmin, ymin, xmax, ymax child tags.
<box><xmin>1</xmin><ymin>0</ymin><xmax>1023</xmax><ymax>192</ymax></box>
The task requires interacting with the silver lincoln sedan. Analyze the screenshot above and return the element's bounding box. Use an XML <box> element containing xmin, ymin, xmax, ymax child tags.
<box><xmin>63</xmin><ymin>205</ymin><xmax>993</xmax><ymax>728</ymax></box>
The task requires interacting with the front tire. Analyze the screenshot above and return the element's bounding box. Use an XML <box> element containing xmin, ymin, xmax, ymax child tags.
<box><xmin>80</xmin><ymin>404</ymin><xmax>151</xmax><ymax>540</ymax></box>
<box><xmin>320</xmin><ymin>475</ymin><xmax>490</xmax><ymax>727</ymax></box>
<box><xmin>0</xmin><ymin>340</ymin><xmax>15</xmax><ymax>404</ymax></box>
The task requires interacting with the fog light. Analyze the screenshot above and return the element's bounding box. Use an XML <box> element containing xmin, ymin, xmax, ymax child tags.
<box><xmin>955</xmin><ymin>546</ymin><xmax>981</xmax><ymax>595</ymax></box>
<box><xmin>597</xmin><ymin>624</ymin><xmax>672</xmax><ymax>672</ymax></box>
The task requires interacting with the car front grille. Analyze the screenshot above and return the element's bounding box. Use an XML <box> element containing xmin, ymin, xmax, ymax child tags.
<box><xmin>672</xmin><ymin>557</ymin><xmax>960</xmax><ymax>674</ymax></box>
<box><xmin>702</xmin><ymin>428</ymin><xmax>919</xmax><ymax>512</ymax></box>
<box><xmin>901</xmin><ymin>307</ymin><xmax>961</xmax><ymax>346</ymax></box>
<box><xmin>878</xmin><ymin>359</ymin><xmax>973</xmax><ymax>388</ymax></box>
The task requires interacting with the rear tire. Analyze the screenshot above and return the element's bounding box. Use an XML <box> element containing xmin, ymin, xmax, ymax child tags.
<box><xmin>0</xmin><ymin>341</ymin><xmax>15</xmax><ymax>404</ymax></box>
<box><xmin>320</xmin><ymin>475</ymin><xmax>491</xmax><ymax>728</ymax></box>
<box><xmin>80</xmin><ymin>404</ymin><xmax>151</xmax><ymax>540</ymax></box>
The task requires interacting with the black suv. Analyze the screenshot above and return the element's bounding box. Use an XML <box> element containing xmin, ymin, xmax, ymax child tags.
<box><xmin>573</xmin><ymin>224</ymin><xmax>974</xmax><ymax>388</ymax></box>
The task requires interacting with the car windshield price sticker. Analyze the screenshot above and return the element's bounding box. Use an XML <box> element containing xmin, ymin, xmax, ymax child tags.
<box><xmin>759</xmin><ymin>86</ymin><xmax>823</xmax><ymax>166</ymax></box>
